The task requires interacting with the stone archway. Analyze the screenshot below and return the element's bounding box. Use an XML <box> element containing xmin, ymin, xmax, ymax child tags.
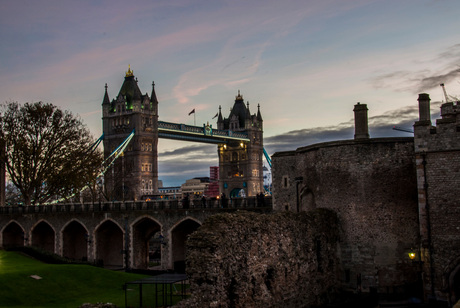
<box><xmin>2</xmin><ymin>221</ymin><xmax>25</xmax><ymax>248</ymax></box>
<box><xmin>95</xmin><ymin>220</ymin><xmax>124</xmax><ymax>268</ymax></box>
<box><xmin>31</xmin><ymin>220</ymin><xmax>55</xmax><ymax>253</ymax></box>
<box><xmin>230</xmin><ymin>188</ymin><xmax>245</xmax><ymax>198</ymax></box>
<box><xmin>132</xmin><ymin>216</ymin><xmax>161</xmax><ymax>269</ymax></box>
<box><xmin>300</xmin><ymin>187</ymin><xmax>315</xmax><ymax>212</ymax></box>
<box><xmin>171</xmin><ymin>218</ymin><xmax>201</xmax><ymax>273</ymax></box>
<box><xmin>62</xmin><ymin>220</ymin><xmax>88</xmax><ymax>261</ymax></box>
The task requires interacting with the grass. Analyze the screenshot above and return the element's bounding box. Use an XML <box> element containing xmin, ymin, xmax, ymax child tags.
<box><xmin>0</xmin><ymin>250</ymin><xmax>149</xmax><ymax>308</ymax></box>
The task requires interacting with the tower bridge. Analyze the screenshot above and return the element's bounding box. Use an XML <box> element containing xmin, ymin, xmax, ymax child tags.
<box><xmin>102</xmin><ymin>67</ymin><xmax>264</xmax><ymax>201</ymax></box>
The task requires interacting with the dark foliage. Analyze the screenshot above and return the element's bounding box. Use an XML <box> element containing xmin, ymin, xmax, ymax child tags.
<box><xmin>0</xmin><ymin>101</ymin><xmax>103</xmax><ymax>205</ymax></box>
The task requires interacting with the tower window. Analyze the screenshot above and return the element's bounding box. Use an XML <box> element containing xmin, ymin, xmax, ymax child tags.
<box><xmin>282</xmin><ymin>176</ymin><xmax>289</xmax><ymax>188</ymax></box>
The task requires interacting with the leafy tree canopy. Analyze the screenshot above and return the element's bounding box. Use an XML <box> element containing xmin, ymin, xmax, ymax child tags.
<box><xmin>0</xmin><ymin>101</ymin><xmax>102</xmax><ymax>205</ymax></box>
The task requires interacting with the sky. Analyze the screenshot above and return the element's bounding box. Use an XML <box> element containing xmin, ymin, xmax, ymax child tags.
<box><xmin>1</xmin><ymin>0</ymin><xmax>460</xmax><ymax>186</ymax></box>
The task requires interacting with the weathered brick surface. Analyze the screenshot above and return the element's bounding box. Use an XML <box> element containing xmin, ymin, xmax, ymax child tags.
<box><xmin>272</xmin><ymin>138</ymin><xmax>419</xmax><ymax>292</ymax></box>
<box><xmin>177</xmin><ymin>210</ymin><xmax>339</xmax><ymax>308</ymax></box>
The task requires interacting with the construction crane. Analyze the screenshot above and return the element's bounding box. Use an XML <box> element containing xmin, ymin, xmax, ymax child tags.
<box><xmin>440</xmin><ymin>83</ymin><xmax>450</xmax><ymax>103</ymax></box>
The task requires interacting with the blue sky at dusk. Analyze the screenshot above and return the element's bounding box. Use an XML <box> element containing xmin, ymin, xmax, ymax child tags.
<box><xmin>1</xmin><ymin>0</ymin><xmax>460</xmax><ymax>186</ymax></box>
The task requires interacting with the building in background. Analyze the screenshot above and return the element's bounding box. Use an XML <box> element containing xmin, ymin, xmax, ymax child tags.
<box><xmin>180</xmin><ymin>177</ymin><xmax>209</xmax><ymax>199</ymax></box>
<box><xmin>205</xmin><ymin>166</ymin><xmax>220</xmax><ymax>198</ymax></box>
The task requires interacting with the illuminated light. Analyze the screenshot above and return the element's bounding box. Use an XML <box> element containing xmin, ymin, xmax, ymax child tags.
<box><xmin>408</xmin><ymin>252</ymin><xmax>416</xmax><ymax>260</ymax></box>
<box><xmin>224</xmin><ymin>144</ymin><xmax>227</xmax><ymax>149</ymax></box>
<box><xmin>240</xmin><ymin>142</ymin><xmax>244</xmax><ymax>148</ymax></box>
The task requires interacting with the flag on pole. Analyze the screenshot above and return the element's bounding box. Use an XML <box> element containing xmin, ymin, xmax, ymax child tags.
<box><xmin>188</xmin><ymin>109</ymin><xmax>195</xmax><ymax>116</ymax></box>
<box><xmin>212</xmin><ymin>113</ymin><xmax>218</xmax><ymax>119</ymax></box>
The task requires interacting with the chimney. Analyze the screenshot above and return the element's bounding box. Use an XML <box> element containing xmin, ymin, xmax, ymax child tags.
<box><xmin>353</xmin><ymin>102</ymin><xmax>369</xmax><ymax>140</ymax></box>
<box><xmin>417</xmin><ymin>93</ymin><xmax>431</xmax><ymax>123</ymax></box>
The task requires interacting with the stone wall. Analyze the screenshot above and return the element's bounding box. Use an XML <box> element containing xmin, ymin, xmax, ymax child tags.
<box><xmin>272</xmin><ymin>138</ymin><xmax>420</xmax><ymax>292</ymax></box>
<box><xmin>0</xmin><ymin>203</ymin><xmax>265</xmax><ymax>270</ymax></box>
<box><xmin>177</xmin><ymin>210</ymin><xmax>339</xmax><ymax>308</ymax></box>
<box><xmin>414</xmin><ymin>97</ymin><xmax>460</xmax><ymax>302</ymax></box>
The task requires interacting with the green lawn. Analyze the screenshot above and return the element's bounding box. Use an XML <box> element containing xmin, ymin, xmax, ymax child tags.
<box><xmin>0</xmin><ymin>250</ymin><xmax>148</xmax><ymax>308</ymax></box>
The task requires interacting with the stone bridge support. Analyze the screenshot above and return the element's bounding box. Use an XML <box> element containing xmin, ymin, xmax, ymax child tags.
<box><xmin>0</xmin><ymin>199</ymin><xmax>271</xmax><ymax>271</ymax></box>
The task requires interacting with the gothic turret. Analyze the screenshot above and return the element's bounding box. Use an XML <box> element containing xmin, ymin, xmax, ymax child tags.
<box><xmin>257</xmin><ymin>104</ymin><xmax>263</xmax><ymax>121</ymax></box>
<box><xmin>102</xmin><ymin>83</ymin><xmax>111</xmax><ymax>117</ymax></box>
<box><xmin>149</xmin><ymin>81</ymin><xmax>159</xmax><ymax>116</ymax></box>
<box><xmin>217</xmin><ymin>105</ymin><xmax>224</xmax><ymax>130</ymax></box>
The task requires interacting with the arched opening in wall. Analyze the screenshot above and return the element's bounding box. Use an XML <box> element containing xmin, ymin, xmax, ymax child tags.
<box><xmin>132</xmin><ymin>217</ymin><xmax>161</xmax><ymax>269</ymax></box>
<box><xmin>2</xmin><ymin>221</ymin><xmax>25</xmax><ymax>249</ymax></box>
<box><xmin>300</xmin><ymin>188</ymin><xmax>315</xmax><ymax>212</ymax></box>
<box><xmin>95</xmin><ymin>220</ymin><xmax>123</xmax><ymax>269</ymax></box>
<box><xmin>31</xmin><ymin>221</ymin><xmax>55</xmax><ymax>253</ymax></box>
<box><xmin>171</xmin><ymin>219</ymin><xmax>201</xmax><ymax>273</ymax></box>
<box><xmin>148</xmin><ymin>231</ymin><xmax>164</xmax><ymax>269</ymax></box>
<box><xmin>230</xmin><ymin>188</ymin><xmax>245</xmax><ymax>198</ymax></box>
<box><xmin>62</xmin><ymin>221</ymin><xmax>87</xmax><ymax>261</ymax></box>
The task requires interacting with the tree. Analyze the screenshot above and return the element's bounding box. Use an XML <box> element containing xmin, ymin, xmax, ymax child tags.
<box><xmin>0</xmin><ymin>101</ymin><xmax>103</xmax><ymax>206</ymax></box>
<box><xmin>5</xmin><ymin>182</ymin><xmax>22</xmax><ymax>206</ymax></box>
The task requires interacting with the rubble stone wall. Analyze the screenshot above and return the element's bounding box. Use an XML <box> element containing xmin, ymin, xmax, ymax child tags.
<box><xmin>177</xmin><ymin>210</ymin><xmax>339</xmax><ymax>308</ymax></box>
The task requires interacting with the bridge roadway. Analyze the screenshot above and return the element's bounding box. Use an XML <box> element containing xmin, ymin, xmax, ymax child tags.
<box><xmin>0</xmin><ymin>197</ymin><xmax>272</xmax><ymax>271</ymax></box>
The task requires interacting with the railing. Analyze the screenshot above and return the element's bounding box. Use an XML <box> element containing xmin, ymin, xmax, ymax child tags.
<box><xmin>0</xmin><ymin>196</ymin><xmax>272</xmax><ymax>214</ymax></box>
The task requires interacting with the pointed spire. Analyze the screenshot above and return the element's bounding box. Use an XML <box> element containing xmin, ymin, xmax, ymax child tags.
<box><xmin>257</xmin><ymin>103</ymin><xmax>263</xmax><ymax>121</ymax></box>
<box><xmin>102</xmin><ymin>83</ymin><xmax>110</xmax><ymax>105</ymax></box>
<box><xmin>218</xmin><ymin>105</ymin><xmax>223</xmax><ymax>122</ymax></box>
<box><xmin>150</xmin><ymin>81</ymin><xmax>159</xmax><ymax>104</ymax></box>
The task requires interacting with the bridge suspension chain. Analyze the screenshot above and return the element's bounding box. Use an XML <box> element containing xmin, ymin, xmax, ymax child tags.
<box><xmin>44</xmin><ymin>130</ymin><xmax>135</xmax><ymax>205</ymax></box>
<box><xmin>99</xmin><ymin>129</ymin><xmax>135</xmax><ymax>177</ymax></box>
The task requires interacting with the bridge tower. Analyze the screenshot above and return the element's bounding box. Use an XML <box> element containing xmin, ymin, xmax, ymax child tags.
<box><xmin>102</xmin><ymin>67</ymin><xmax>158</xmax><ymax>201</ymax></box>
<box><xmin>217</xmin><ymin>91</ymin><xmax>264</xmax><ymax>197</ymax></box>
